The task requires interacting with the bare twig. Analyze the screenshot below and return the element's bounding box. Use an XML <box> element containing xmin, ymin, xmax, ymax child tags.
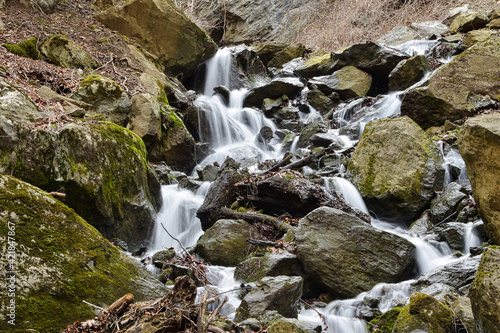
<box><xmin>161</xmin><ymin>222</ymin><xmax>192</xmax><ymax>258</ymax></box>
<box><xmin>204</xmin><ymin>296</ymin><xmax>228</xmax><ymax>331</ymax></box>
<box><xmin>83</xmin><ymin>300</ymin><xmax>106</xmax><ymax>312</ymax></box>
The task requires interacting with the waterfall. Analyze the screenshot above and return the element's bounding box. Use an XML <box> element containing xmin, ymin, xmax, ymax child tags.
<box><xmin>324</xmin><ymin>176</ymin><xmax>369</xmax><ymax>214</ymax></box>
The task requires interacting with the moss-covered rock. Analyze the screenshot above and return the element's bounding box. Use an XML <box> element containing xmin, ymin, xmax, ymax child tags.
<box><xmin>295</xmin><ymin>207</ymin><xmax>415</xmax><ymax>298</ymax></box>
<box><xmin>388</xmin><ymin>55</ymin><xmax>430</xmax><ymax>91</ymax></box>
<box><xmin>0</xmin><ymin>175</ymin><xmax>167</xmax><ymax>332</ymax></box>
<box><xmin>294</xmin><ymin>53</ymin><xmax>334</xmax><ymax>78</ymax></box>
<box><xmin>469</xmin><ymin>247</ymin><xmax>500</xmax><ymax>333</ymax></box>
<box><xmin>235</xmin><ymin>252</ymin><xmax>301</xmax><ymax>283</ymax></box>
<box><xmin>3</xmin><ymin>37</ymin><xmax>41</xmax><ymax>59</ymax></box>
<box><xmin>368</xmin><ymin>307</ymin><xmax>402</xmax><ymax>333</ymax></box>
<box><xmin>72</xmin><ymin>74</ymin><xmax>132</xmax><ymax>126</ymax></box>
<box><xmin>347</xmin><ymin>116</ymin><xmax>444</xmax><ymax>222</ymax></box>
<box><xmin>0</xmin><ymin>78</ymin><xmax>43</xmax><ymax>123</ymax></box>
<box><xmin>392</xmin><ymin>293</ymin><xmax>454</xmax><ymax>333</ymax></box>
<box><xmin>450</xmin><ymin>12</ymin><xmax>489</xmax><ymax>33</ymax></box>
<box><xmin>309</xmin><ymin>66</ymin><xmax>372</xmax><ymax>100</ymax></box>
<box><xmin>401</xmin><ymin>36</ymin><xmax>500</xmax><ymax>129</ymax></box>
<box><xmin>195</xmin><ymin>219</ymin><xmax>261</xmax><ymax>266</ymax></box>
<box><xmin>0</xmin><ymin>118</ymin><xmax>161</xmax><ymax>250</ymax></box>
<box><xmin>458</xmin><ymin>113</ymin><xmax>500</xmax><ymax>245</ymax></box>
<box><xmin>95</xmin><ymin>0</ymin><xmax>217</xmax><ymax>76</ymax></box>
<box><xmin>253</xmin><ymin>43</ymin><xmax>305</xmax><ymax>69</ymax></box>
<box><xmin>39</xmin><ymin>35</ymin><xmax>100</xmax><ymax>69</ymax></box>
<box><xmin>127</xmin><ymin>93</ymin><xmax>162</xmax><ymax>146</ymax></box>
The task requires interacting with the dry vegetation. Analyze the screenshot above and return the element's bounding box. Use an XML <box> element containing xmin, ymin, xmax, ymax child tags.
<box><xmin>289</xmin><ymin>0</ymin><xmax>496</xmax><ymax>50</ymax></box>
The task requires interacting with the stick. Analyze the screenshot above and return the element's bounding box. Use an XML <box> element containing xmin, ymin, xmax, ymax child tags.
<box><xmin>246</xmin><ymin>239</ymin><xmax>284</xmax><ymax>248</ymax></box>
<box><xmin>197</xmin><ymin>292</ymin><xmax>208</xmax><ymax>333</ymax></box>
<box><xmin>282</xmin><ymin>154</ymin><xmax>317</xmax><ymax>170</ymax></box>
<box><xmin>219</xmin><ymin>207</ymin><xmax>288</xmax><ymax>233</ymax></box>
<box><xmin>83</xmin><ymin>300</ymin><xmax>105</xmax><ymax>311</ymax></box>
<box><xmin>260</xmin><ymin>153</ymin><xmax>293</xmax><ymax>175</ymax></box>
<box><xmin>161</xmin><ymin>223</ymin><xmax>192</xmax><ymax>259</ymax></box>
<box><xmin>207</xmin><ymin>326</ymin><xmax>225</xmax><ymax>333</ymax></box>
<box><xmin>204</xmin><ymin>296</ymin><xmax>228</xmax><ymax>332</ymax></box>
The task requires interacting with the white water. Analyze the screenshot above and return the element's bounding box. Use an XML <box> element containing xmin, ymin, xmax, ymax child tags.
<box><xmin>148</xmin><ymin>46</ymin><xmax>483</xmax><ymax>333</ymax></box>
<box><xmin>437</xmin><ymin>141</ymin><xmax>468</xmax><ymax>186</ymax></box>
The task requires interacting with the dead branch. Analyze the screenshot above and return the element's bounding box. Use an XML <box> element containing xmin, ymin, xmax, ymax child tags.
<box><xmin>161</xmin><ymin>222</ymin><xmax>192</xmax><ymax>259</ymax></box>
<box><xmin>82</xmin><ymin>300</ymin><xmax>105</xmax><ymax>312</ymax></box>
<box><xmin>260</xmin><ymin>153</ymin><xmax>293</xmax><ymax>175</ymax></box>
<box><xmin>246</xmin><ymin>239</ymin><xmax>284</xmax><ymax>248</ymax></box>
<box><xmin>282</xmin><ymin>154</ymin><xmax>317</xmax><ymax>171</ymax></box>
<box><xmin>197</xmin><ymin>292</ymin><xmax>208</xmax><ymax>333</ymax></box>
<box><xmin>98</xmin><ymin>293</ymin><xmax>134</xmax><ymax>321</ymax></box>
<box><xmin>205</xmin><ymin>295</ymin><xmax>228</xmax><ymax>332</ymax></box>
<box><xmin>219</xmin><ymin>207</ymin><xmax>289</xmax><ymax>233</ymax></box>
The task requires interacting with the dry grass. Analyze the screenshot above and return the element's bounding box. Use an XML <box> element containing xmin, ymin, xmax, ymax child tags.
<box><xmin>290</xmin><ymin>0</ymin><xmax>497</xmax><ymax>51</ymax></box>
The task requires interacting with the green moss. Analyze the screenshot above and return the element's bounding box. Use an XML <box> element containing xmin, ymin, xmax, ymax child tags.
<box><xmin>369</xmin><ymin>307</ymin><xmax>402</xmax><ymax>332</ymax></box>
<box><xmin>3</xmin><ymin>38</ymin><xmax>41</xmax><ymax>59</ymax></box>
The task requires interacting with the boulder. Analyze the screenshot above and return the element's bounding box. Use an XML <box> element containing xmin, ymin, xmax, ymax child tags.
<box><xmin>0</xmin><ymin>78</ymin><xmax>43</xmax><ymax>123</ymax></box>
<box><xmin>308</xmin><ymin>66</ymin><xmax>372</xmax><ymax>100</ymax></box>
<box><xmin>458</xmin><ymin>113</ymin><xmax>500</xmax><ymax>244</ymax></box>
<box><xmin>430</xmin><ymin>182</ymin><xmax>467</xmax><ymax>224</ymax></box>
<box><xmin>148</xmin><ymin>109</ymin><xmax>197</xmax><ymax>174</ymax></box>
<box><xmin>20</xmin><ymin>0</ymin><xmax>60</xmax><ymax>13</ymax></box>
<box><xmin>127</xmin><ymin>93</ymin><xmax>162</xmax><ymax>146</ymax></box>
<box><xmin>3</xmin><ymin>37</ymin><xmax>43</xmax><ymax>60</ymax></box>
<box><xmin>295</xmin><ymin>207</ymin><xmax>415</xmax><ymax>298</ymax></box>
<box><xmin>452</xmin><ymin>296</ymin><xmax>478</xmax><ymax>333</ymax></box>
<box><xmin>252</xmin><ymin>43</ymin><xmax>305</xmax><ymax>69</ymax></box>
<box><xmin>0</xmin><ymin>175</ymin><xmax>167</xmax><ymax>332</ymax></box>
<box><xmin>0</xmin><ymin>118</ymin><xmax>161</xmax><ymax>250</ymax></box>
<box><xmin>378</xmin><ymin>21</ymin><xmax>448</xmax><ymax>47</ymax></box>
<box><xmin>450</xmin><ymin>12</ymin><xmax>489</xmax><ymax>33</ymax></box>
<box><xmin>401</xmin><ymin>36</ymin><xmax>500</xmax><ymax>129</ymax></box>
<box><xmin>72</xmin><ymin>74</ymin><xmax>132</xmax><ymax>127</ymax></box>
<box><xmin>234</xmin><ymin>276</ymin><xmax>303</xmax><ymax>322</ymax></box>
<box><xmin>244</xmin><ymin>77</ymin><xmax>304</xmax><ymax>107</ymax></box>
<box><xmin>235</xmin><ymin>252</ymin><xmax>302</xmax><ymax>283</ymax></box>
<box><xmin>392</xmin><ymin>293</ymin><xmax>454</xmax><ymax>333</ymax></box>
<box><xmin>38</xmin><ymin>35</ymin><xmax>100</xmax><ymax>69</ymax></box>
<box><xmin>268</xmin><ymin>318</ymin><xmax>321</xmax><ymax>333</ymax></box>
<box><xmin>195</xmin><ymin>219</ymin><xmax>261</xmax><ymax>266</ymax></box>
<box><xmin>347</xmin><ymin>116</ymin><xmax>444</xmax><ymax>222</ymax></box>
<box><xmin>95</xmin><ymin>0</ymin><xmax>217</xmax><ymax>76</ymax></box>
<box><xmin>462</xmin><ymin>29</ymin><xmax>494</xmax><ymax>49</ymax></box>
<box><xmin>296</xmin><ymin>123</ymin><xmax>320</xmax><ymax>149</ymax></box>
<box><xmin>469</xmin><ymin>247</ymin><xmax>500</xmax><ymax>333</ymax></box>
<box><xmin>305</xmin><ymin>85</ymin><xmax>336</xmax><ymax>116</ymax></box>
<box><xmin>388</xmin><ymin>55</ymin><xmax>430</xmax><ymax>91</ymax></box>
<box><xmin>294</xmin><ymin>53</ymin><xmax>334</xmax><ymax>78</ymax></box>
<box><xmin>222</xmin><ymin>0</ymin><xmax>306</xmax><ymax>45</ymax></box>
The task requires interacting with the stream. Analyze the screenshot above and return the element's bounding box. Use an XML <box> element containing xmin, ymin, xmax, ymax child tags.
<box><xmin>146</xmin><ymin>41</ymin><xmax>483</xmax><ymax>332</ymax></box>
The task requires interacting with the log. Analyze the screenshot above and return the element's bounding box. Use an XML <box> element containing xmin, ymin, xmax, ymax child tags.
<box><xmin>282</xmin><ymin>154</ymin><xmax>317</xmax><ymax>170</ymax></box>
<box><xmin>97</xmin><ymin>293</ymin><xmax>134</xmax><ymax>321</ymax></box>
<box><xmin>260</xmin><ymin>153</ymin><xmax>293</xmax><ymax>175</ymax></box>
<box><xmin>219</xmin><ymin>207</ymin><xmax>288</xmax><ymax>233</ymax></box>
<box><xmin>246</xmin><ymin>238</ymin><xmax>284</xmax><ymax>248</ymax></box>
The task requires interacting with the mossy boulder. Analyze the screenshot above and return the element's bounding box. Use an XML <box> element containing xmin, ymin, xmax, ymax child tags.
<box><xmin>401</xmin><ymin>36</ymin><xmax>500</xmax><ymax>129</ymax></box>
<box><xmin>294</xmin><ymin>53</ymin><xmax>334</xmax><ymax>78</ymax></box>
<box><xmin>0</xmin><ymin>118</ymin><xmax>161</xmax><ymax>251</ymax></box>
<box><xmin>195</xmin><ymin>219</ymin><xmax>261</xmax><ymax>266</ymax></box>
<box><xmin>127</xmin><ymin>93</ymin><xmax>162</xmax><ymax>146</ymax></box>
<box><xmin>308</xmin><ymin>66</ymin><xmax>372</xmax><ymax>100</ymax></box>
<box><xmin>450</xmin><ymin>12</ymin><xmax>489</xmax><ymax>33</ymax></box>
<box><xmin>295</xmin><ymin>207</ymin><xmax>415</xmax><ymax>298</ymax></box>
<box><xmin>235</xmin><ymin>252</ymin><xmax>301</xmax><ymax>283</ymax></box>
<box><xmin>369</xmin><ymin>307</ymin><xmax>402</xmax><ymax>333</ymax></box>
<box><xmin>0</xmin><ymin>175</ymin><xmax>167</xmax><ymax>332</ymax></box>
<box><xmin>458</xmin><ymin>113</ymin><xmax>500</xmax><ymax>245</ymax></box>
<box><xmin>392</xmin><ymin>293</ymin><xmax>454</xmax><ymax>333</ymax></box>
<box><xmin>147</xmin><ymin>108</ymin><xmax>197</xmax><ymax>174</ymax></box>
<box><xmin>388</xmin><ymin>55</ymin><xmax>430</xmax><ymax>91</ymax></box>
<box><xmin>0</xmin><ymin>78</ymin><xmax>43</xmax><ymax>123</ymax></box>
<box><xmin>72</xmin><ymin>74</ymin><xmax>132</xmax><ymax>127</ymax></box>
<box><xmin>252</xmin><ymin>43</ymin><xmax>305</xmax><ymax>69</ymax></box>
<box><xmin>39</xmin><ymin>35</ymin><xmax>100</xmax><ymax>69</ymax></box>
<box><xmin>347</xmin><ymin>116</ymin><xmax>444</xmax><ymax>222</ymax></box>
<box><xmin>95</xmin><ymin>0</ymin><xmax>217</xmax><ymax>76</ymax></box>
<box><xmin>234</xmin><ymin>276</ymin><xmax>304</xmax><ymax>323</ymax></box>
<box><xmin>469</xmin><ymin>247</ymin><xmax>500</xmax><ymax>333</ymax></box>
<box><xmin>3</xmin><ymin>37</ymin><xmax>41</xmax><ymax>59</ymax></box>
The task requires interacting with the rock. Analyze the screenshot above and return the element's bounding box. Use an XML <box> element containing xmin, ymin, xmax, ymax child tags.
<box><xmin>294</xmin><ymin>53</ymin><xmax>334</xmax><ymax>78</ymax></box>
<box><xmin>469</xmin><ymin>247</ymin><xmax>500</xmax><ymax>333</ymax></box>
<box><xmin>95</xmin><ymin>0</ymin><xmax>217</xmax><ymax>76</ymax></box>
<box><xmin>443</xmin><ymin>5</ymin><xmax>474</xmax><ymax>26</ymax></box>
<box><xmin>369</xmin><ymin>307</ymin><xmax>402</xmax><ymax>333</ymax></box>
<box><xmin>197</xmin><ymin>164</ymin><xmax>220</xmax><ymax>182</ymax></box>
<box><xmin>410</xmin><ymin>21</ymin><xmax>449</xmax><ymax>38</ymax></box>
<box><xmin>487</xmin><ymin>17</ymin><xmax>500</xmax><ymax>29</ymax></box>
<box><xmin>252</xmin><ymin>43</ymin><xmax>305</xmax><ymax>69</ymax></box>
<box><xmin>20</xmin><ymin>0</ymin><xmax>60</xmax><ymax>13</ymax></box>
<box><xmin>0</xmin><ymin>119</ymin><xmax>161</xmax><ymax>250</ymax></box>
<box><xmin>195</xmin><ymin>219</ymin><xmax>260</xmax><ymax>266</ymax></box>
<box><xmin>329</xmin><ymin>42</ymin><xmax>409</xmax><ymax>94</ymax></box>
<box><xmin>244</xmin><ymin>77</ymin><xmax>304</xmax><ymax>107</ymax></box>
<box><xmin>296</xmin><ymin>123</ymin><xmax>320</xmax><ymax>149</ymax></box>
<box><xmin>462</xmin><ymin>29</ymin><xmax>494</xmax><ymax>49</ymax></box>
<box><xmin>235</xmin><ymin>252</ymin><xmax>302</xmax><ymax>283</ymax></box>
<box><xmin>392</xmin><ymin>293</ymin><xmax>454</xmax><ymax>333</ymax></box>
<box><xmin>402</xmin><ymin>34</ymin><xmax>500</xmax><ymax>129</ymax></box>
<box><xmin>305</xmin><ymin>85</ymin><xmax>336</xmax><ymax>116</ymax></box>
<box><xmin>0</xmin><ymin>175</ymin><xmax>167</xmax><ymax>332</ymax></box>
<box><xmin>197</xmin><ymin>169</ymin><xmax>248</xmax><ymax>230</ymax></box>
<box><xmin>388</xmin><ymin>55</ymin><xmax>430</xmax><ymax>91</ymax></box>
<box><xmin>72</xmin><ymin>74</ymin><xmax>132</xmax><ymax>127</ymax></box>
<box><xmin>3</xmin><ymin>37</ymin><xmax>42</xmax><ymax>59</ymax></box>
<box><xmin>151</xmin><ymin>249</ymin><xmax>176</xmax><ymax>268</ymax></box>
<box><xmin>268</xmin><ymin>318</ymin><xmax>321</xmax><ymax>333</ymax></box>
<box><xmin>39</xmin><ymin>35</ymin><xmax>100</xmax><ymax>69</ymax></box>
<box><xmin>0</xmin><ymin>78</ymin><xmax>43</xmax><ymax>123</ymax></box>
<box><xmin>308</xmin><ymin>66</ymin><xmax>372</xmax><ymax>100</ymax></box>
<box><xmin>452</xmin><ymin>296</ymin><xmax>478</xmax><ymax>333</ymax></box>
<box><xmin>309</xmin><ymin>132</ymin><xmax>344</xmax><ymax>149</ymax></box>
<box><xmin>378</xmin><ymin>21</ymin><xmax>448</xmax><ymax>47</ymax></box>
<box><xmin>458</xmin><ymin>113</ymin><xmax>500</xmax><ymax>244</ymax></box>
<box><xmin>234</xmin><ymin>276</ymin><xmax>304</xmax><ymax>322</ymax></box>
<box><xmin>347</xmin><ymin>116</ymin><xmax>444</xmax><ymax>222</ymax></box>
<box><xmin>430</xmin><ymin>182</ymin><xmax>467</xmax><ymax>224</ymax></box>
<box><xmin>148</xmin><ymin>109</ymin><xmax>197</xmax><ymax>174</ymax></box>
<box><xmin>295</xmin><ymin>207</ymin><xmax>415</xmax><ymax>298</ymax></box>
<box><xmin>222</xmin><ymin>0</ymin><xmax>306</xmax><ymax>45</ymax></box>
<box><xmin>450</xmin><ymin>12</ymin><xmax>489</xmax><ymax>33</ymax></box>
<box><xmin>127</xmin><ymin>93</ymin><xmax>162</xmax><ymax>146</ymax></box>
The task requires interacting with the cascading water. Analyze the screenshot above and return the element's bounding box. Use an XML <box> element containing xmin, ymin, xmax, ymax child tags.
<box><xmin>148</xmin><ymin>45</ymin><xmax>483</xmax><ymax>333</ymax></box>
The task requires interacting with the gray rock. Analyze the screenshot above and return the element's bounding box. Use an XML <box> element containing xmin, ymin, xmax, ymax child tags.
<box><xmin>234</xmin><ymin>276</ymin><xmax>304</xmax><ymax>322</ymax></box>
<box><xmin>244</xmin><ymin>77</ymin><xmax>304</xmax><ymax>107</ymax></box>
<box><xmin>389</xmin><ymin>55</ymin><xmax>430</xmax><ymax>91</ymax></box>
<box><xmin>127</xmin><ymin>93</ymin><xmax>162</xmax><ymax>146</ymax></box>
<box><xmin>430</xmin><ymin>182</ymin><xmax>467</xmax><ymax>224</ymax></box>
<box><xmin>308</xmin><ymin>66</ymin><xmax>372</xmax><ymax>100</ymax></box>
<box><xmin>295</xmin><ymin>207</ymin><xmax>415</xmax><ymax>298</ymax></box>
<box><xmin>0</xmin><ymin>78</ymin><xmax>43</xmax><ymax>123</ymax></box>
<box><xmin>235</xmin><ymin>252</ymin><xmax>302</xmax><ymax>283</ymax></box>
<box><xmin>20</xmin><ymin>0</ymin><xmax>61</xmax><ymax>13</ymax></box>
<box><xmin>450</xmin><ymin>12</ymin><xmax>489</xmax><ymax>33</ymax></box>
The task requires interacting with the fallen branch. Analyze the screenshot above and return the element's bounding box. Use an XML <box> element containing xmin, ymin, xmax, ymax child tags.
<box><xmin>219</xmin><ymin>207</ymin><xmax>288</xmax><ymax>233</ymax></box>
<box><xmin>205</xmin><ymin>296</ymin><xmax>228</xmax><ymax>332</ymax></box>
<box><xmin>82</xmin><ymin>300</ymin><xmax>105</xmax><ymax>312</ymax></box>
<box><xmin>246</xmin><ymin>238</ymin><xmax>284</xmax><ymax>248</ymax></box>
<box><xmin>161</xmin><ymin>222</ymin><xmax>192</xmax><ymax>259</ymax></box>
<box><xmin>197</xmin><ymin>292</ymin><xmax>208</xmax><ymax>333</ymax></box>
<box><xmin>260</xmin><ymin>153</ymin><xmax>293</xmax><ymax>175</ymax></box>
<box><xmin>282</xmin><ymin>154</ymin><xmax>317</xmax><ymax>171</ymax></box>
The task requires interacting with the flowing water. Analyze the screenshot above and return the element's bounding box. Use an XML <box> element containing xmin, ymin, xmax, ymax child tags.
<box><xmin>149</xmin><ymin>46</ymin><xmax>482</xmax><ymax>333</ymax></box>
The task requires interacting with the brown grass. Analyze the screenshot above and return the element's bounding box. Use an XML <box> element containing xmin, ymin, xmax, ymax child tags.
<box><xmin>290</xmin><ymin>0</ymin><xmax>496</xmax><ymax>51</ymax></box>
